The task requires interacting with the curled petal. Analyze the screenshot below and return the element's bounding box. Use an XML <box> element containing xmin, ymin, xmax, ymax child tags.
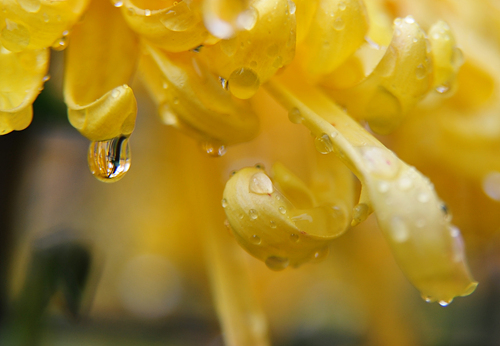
<box><xmin>120</xmin><ymin>0</ymin><xmax>208</xmax><ymax>52</ymax></box>
<box><xmin>297</xmin><ymin>0</ymin><xmax>369</xmax><ymax>78</ymax></box>
<box><xmin>199</xmin><ymin>0</ymin><xmax>296</xmax><ymax>99</ymax></box>
<box><xmin>202</xmin><ymin>0</ymin><xmax>249</xmax><ymax>39</ymax></box>
<box><xmin>223</xmin><ymin>165</ymin><xmax>350</xmax><ymax>270</ymax></box>
<box><xmin>266</xmin><ymin>69</ymin><xmax>477</xmax><ymax>302</ymax></box>
<box><xmin>322</xmin><ymin>16</ymin><xmax>433</xmax><ymax>134</ymax></box>
<box><xmin>0</xmin><ymin>44</ymin><xmax>48</xmax><ymax>134</ymax></box>
<box><xmin>63</xmin><ymin>0</ymin><xmax>138</xmax><ymax>141</ymax></box>
<box><xmin>140</xmin><ymin>42</ymin><xmax>259</xmax><ymax>146</ymax></box>
<box><xmin>0</xmin><ymin>0</ymin><xmax>89</xmax><ymax>52</ymax></box>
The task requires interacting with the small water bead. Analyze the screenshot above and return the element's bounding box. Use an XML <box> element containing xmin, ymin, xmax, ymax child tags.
<box><xmin>482</xmin><ymin>171</ymin><xmax>500</xmax><ymax>201</ymax></box>
<box><xmin>451</xmin><ymin>46</ymin><xmax>464</xmax><ymax>68</ymax></box>
<box><xmin>417</xmin><ymin>192</ymin><xmax>430</xmax><ymax>203</ymax></box>
<box><xmin>265</xmin><ymin>256</ymin><xmax>289</xmax><ymax>271</ymax></box>
<box><xmin>228</xmin><ymin>67</ymin><xmax>260</xmax><ymax>99</ymax></box>
<box><xmin>288</xmin><ymin>107</ymin><xmax>303</xmax><ymax>124</ymax></box>
<box><xmin>42</xmin><ymin>12</ymin><xmax>50</xmax><ymax>22</ymax></box>
<box><xmin>338</xmin><ymin>1</ymin><xmax>346</xmax><ymax>10</ymax></box>
<box><xmin>111</xmin><ymin>89</ymin><xmax>121</xmax><ymax>98</ymax></box>
<box><xmin>449</xmin><ymin>225</ymin><xmax>464</xmax><ymax>262</ymax></box>
<box><xmin>249</xmin><ymin>172</ymin><xmax>274</xmax><ymax>195</ymax></box>
<box><xmin>237</xmin><ymin>6</ymin><xmax>258</xmax><ymax>31</ymax></box>
<box><xmin>288</xmin><ymin>0</ymin><xmax>296</xmax><ymax>14</ymax></box>
<box><xmin>221</xmin><ymin>198</ymin><xmax>228</xmax><ymax>208</ymax></box>
<box><xmin>275</xmin><ymin>195</ymin><xmax>282</xmax><ymax>201</ymax></box>
<box><xmin>398</xmin><ymin>177</ymin><xmax>413</xmax><ymax>191</ymax></box>
<box><xmin>312</xmin><ymin>247</ymin><xmax>329</xmax><ymax>262</ymax></box>
<box><xmin>42</xmin><ymin>75</ymin><xmax>50</xmax><ymax>82</ymax></box>
<box><xmin>314</xmin><ymin>133</ymin><xmax>334</xmax><ymax>154</ymax></box>
<box><xmin>51</xmin><ymin>36</ymin><xmax>68</xmax><ymax>51</ymax></box>
<box><xmin>172</xmin><ymin>97</ymin><xmax>179</xmax><ymax>105</ymax></box>
<box><xmin>358</xmin><ymin>146</ymin><xmax>401</xmax><ymax>179</ymax></box>
<box><xmin>270</xmin><ymin>220</ymin><xmax>277</xmax><ymax>229</ymax></box>
<box><xmin>352</xmin><ymin>203</ymin><xmax>369</xmax><ymax>225</ymax></box>
<box><xmin>394</xmin><ymin>18</ymin><xmax>403</xmax><ymax>26</ymax></box>
<box><xmin>88</xmin><ymin>136</ymin><xmax>131</xmax><ymax>183</ymax></box>
<box><xmin>159</xmin><ymin>103</ymin><xmax>179</xmax><ymax>126</ymax></box>
<box><xmin>438</xmin><ymin>299</ymin><xmax>452</xmax><ymax>307</ymax></box>
<box><xmin>201</xmin><ymin>140</ymin><xmax>227</xmax><ymax>157</ymax></box>
<box><xmin>435</xmin><ymin>84</ymin><xmax>450</xmax><ymax>94</ymax></box>
<box><xmin>389</xmin><ymin>216</ymin><xmax>410</xmax><ymax>242</ymax></box>
<box><xmin>378</xmin><ymin>181</ymin><xmax>390</xmax><ymax>193</ymax></box>
<box><xmin>1</xmin><ymin>19</ymin><xmax>31</xmax><ymax>52</ymax></box>
<box><xmin>333</xmin><ymin>17</ymin><xmax>345</xmax><ymax>31</ymax></box>
<box><xmin>272</xmin><ymin>56</ymin><xmax>283</xmax><ymax>69</ymax></box>
<box><xmin>249</xmin><ymin>209</ymin><xmax>258</xmax><ymax>220</ymax></box>
<box><xmin>278</xmin><ymin>206</ymin><xmax>286</xmax><ymax>215</ymax></box>
<box><xmin>404</xmin><ymin>15</ymin><xmax>415</xmax><ymax>24</ymax></box>
<box><xmin>422</xmin><ymin>295</ymin><xmax>433</xmax><ymax>303</ymax></box>
<box><xmin>113</xmin><ymin>0</ymin><xmax>124</xmax><ymax>7</ymax></box>
<box><xmin>415</xmin><ymin>64</ymin><xmax>426</xmax><ymax>80</ymax></box>
<box><xmin>250</xmin><ymin>234</ymin><xmax>261</xmax><ymax>244</ymax></box>
<box><xmin>18</xmin><ymin>0</ymin><xmax>41</xmax><ymax>13</ymax></box>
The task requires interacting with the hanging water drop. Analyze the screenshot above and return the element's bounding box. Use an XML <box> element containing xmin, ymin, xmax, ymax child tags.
<box><xmin>438</xmin><ymin>299</ymin><xmax>452</xmax><ymax>307</ymax></box>
<box><xmin>288</xmin><ymin>107</ymin><xmax>303</xmax><ymax>124</ymax></box>
<box><xmin>265</xmin><ymin>256</ymin><xmax>289</xmax><ymax>271</ymax></box>
<box><xmin>88</xmin><ymin>135</ymin><xmax>131</xmax><ymax>183</ymax></box>
<box><xmin>201</xmin><ymin>140</ymin><xmax>227</xmax><ymax>157</ymax></box>
<box><xmin>314</xmin><ymin>133</ymin><xmax>334</xmax><ymax>154</ymax></box>
<box><xmin>221</xmin><ymin>198</ymin><xmax>228</xmax><ymax>208</ymax></box>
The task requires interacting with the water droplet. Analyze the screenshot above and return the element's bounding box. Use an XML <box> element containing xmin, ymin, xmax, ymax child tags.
<box><xmin>228</xmin><ymin>68</ymin><xmax>260</xmax><ymax>99</ymax></box>
<box><xmin>224</xmin><ymin>219</ymin><xmax>232</xmax><ymax>232</ymax></box>
<box><xmin>289</xmin><ymin>233</ymin><xmax>299</xmax><ymax>242</ymax></box>
<box><xmin>352</xmin><ymin>203</ymin><xmax>369</xmax><ymax>225</ymax></box>
<box><xmin>111</xmin><ymin>89</ymin><xmax>121</xmax><ymax>98</ymax></box>
<box><xmin>333</xmin><ymin>17</ymin><xmax>345</xmax><ymax>31</ymax></box>
<box><xmin>314</xmin><ymin>133</ymin><xmax>334</xmax><ymax>154</ymax></box>
<box><xmin>438</xmin><ymin>299</ymin><xmax>452</xmax><ymax>307</ymax></box>
<box><xmin>278</xmin><ymin>206</ymin><xmax>286</xmax><ymax>215</ymax></box>
<box><xmin>265</xmin><ymin>256</ymin><xmax>289</xmax><ymax>271</ymax></box>
<box><xmin>482</xmin><ymin>171</ymin><xmax>500</xmax><ymax>201</ymax></box>
<box><xmin>451</xmin><ymin>46</ymin><xmax>464</xmax><ymax>68</ymax></box>
<box><xmin>237</xmin><ymin>6</ymin><xmax>258</xmax><ymax>31</ymax></box>
<box><xmin>394</xmin><ymin>18</ymin><xmax>402</xmax><ymax>26</ymax></box>
<box><xmin>378</xmin><ymin>181</ymin><xmax>390</xmax><ymax>193</ymax></box>
<box><xmin>113</xmin><ymin>0</ymin><xmax>124</xmax><ymax>7</ymax></box>
<box><xmin>435</xmin><ymin>84</ymin><xmax>450</xmax><ymax>94</ymax></box>
<box><xmin>288</xmin><ymin>0</ymin><xmax>296</xmax><ymax>14</ymax></box>
<box><xmin>201</xmin><ymin>140</ymin><xmax>227</xmax><ymax>157</ymax></box>
<box><xmin>219</xmin><ymin>77</ymin><xmax>229</xmax><ymax>90</ymax></box>
<box><xmin>249</xmin><ymin>172</ymin><xmax>274</xmax><ymax>195</ymax></box>
<box><xmin>159</xmin><ymin>103</ymin><xmax>179</xmax><ymax>126</ymax></box>
<box><xmin>42</xmin><ymin>12</ymin><xmax>50</xmax><ymax>22</ymax></box>
<box><xmin>395</xmin><ymin>28</ymin><xmax>402</xmax><ymax>37</ymax></box>
<box><xmin>389</xmin><ymin>216</ymin><xmax>409</xmax><ymax>242</ymax></box>
<box><xmin>272</xmin><ymin>56</ymin><xmax>283</xmax><ymax>69</ymax></box>
<box><xmin>51</xmin><ymin>35</ymin><xmax>68</xmax><ymax>51</ymax></box>
<box><xmin>221</xmin><ymin>199</ymin><xmax>228</xmax><ymax>208</ymax></box>
<box><xmin>398</xmin><ymin>177</ymin><xmax>413</xmax><ymax>191</ymax></box>
<box><xmin>275</xmin><ymin>195</ymin><xmax>282</xmax><ymax>201</ymax></box>
<box><xmin>412</xmin><ymin>37</ymin><xmax>418</xmax><ymax>43</ymax></box>
<box><xmin>415</xmin><ymin>64</ymin><xmax>426</xmax><ymax>79</ymax></box>
<box><xmin>270</xmin><ymin>220</ymin><xmax>277</xmax><ymax>228</ymax></box>
<box><xmin>417</xmin><ymin>192</ymin><xmax>430</xmax><ymax>203</ymax></box>
<box><xmin>18</xmin><ymin>0</ymin><xmax>41</xmax><ymax>13</ymax></box>
<box><xmin>1</xmin><ymin>19</ymin><xmax>31</xmax><ymax>52</ymax></box>
<box><xmin>358</xmin><ymin>146</ymin><xmax>401</xmax><ymax>179</ymax></box>
<box><xmin>421</xmin><ymin>295</ymin><xmax>433</xmax><ymax>303</ymax></box>
<box><xmin>172</xmin><ymin>97</ymin><xmax>179</xmax><ymax>105</ymax></box>
<box><xmin>311</xmin><ymin>247</ymin><xmax>329</xmax><ymax>262</ymax></box>
<box><xmin>404</xmin><ymin>15</ymin><xmax>415</xmax><ymax>24</ymax></box>
<box><xmin>220</xmin><ymin>37</ymin><xmax>238</xmax><ymax>57</ymax></box>
<box><xmin>338</xmin><ymin>1</ymin><xmax>346</xmax><ymax>10</ymax></box>
<box><xmin>449</xmin><ymin>225</ymin><xmax>464</xmax><ymax>262</ymax></box>
<box><xmin>88</xmin><ymin>136</ymin><xmax>131</xmax><ymax>183</ymax></box>
<box><xmin>145</xmin><ymin>9</ymin><xmax>151</xmax><ymax>16</ymax></box>
<box><xmin>42</xmin><ymin>75</ymin><xmax>50</xmax><ymax>82</ymax></box>
<box><xmin>249</xmin><ymin>209</ymin><xmax>258</xmax><ymax>220</ymax></box>
<box><xmin>288</xmin><ymin>107</ymin><xmax>303</xmax><ymax>124</ymax></box>
<box><xmin>250</xmin><ymin>234</ymin><xmax>261</xmax><ymax>244</ymax></box>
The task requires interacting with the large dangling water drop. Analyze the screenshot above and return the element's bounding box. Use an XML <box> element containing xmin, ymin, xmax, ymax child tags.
<box><xmin>88</xmin><ymin>136</ymin><xmax>131</xmax><ymax>183</ymax></box>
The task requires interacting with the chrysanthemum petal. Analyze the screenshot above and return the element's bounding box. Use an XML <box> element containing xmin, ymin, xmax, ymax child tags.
<box><xmin>266</xmin><ymin>70</ymin><xmax>477</xmax><ymax>302</ymax></box>
<box><xmin>322</xmin><ymin>17</ymin><xmax>432</xmax><ymax>134</ymax></box>
<box><xmin>223</xmin><ymin>165</ymin><xmax>350</xmax><ymax>269</ymax></box>
<box><xmin>0</xmin><ymin>44</ymin><xmax>48</xmax><ymax>134</ymax></box>
<box><xmin>120</xmin><ymin>0</ymin><xmax>208</xmax><ymax>53</ymax></box>
<box><xmin>297</xmin><ymin>0</ymin><xmax>369</xmax><ymax>79</ymax></box>
<box><xmin>140</xmin><ymin>42</ymin><xmax>259</xmax><ymax>146</ymax></box>
<box><xmin>199</xmin><ymin>0</ymin><xmax>296</xmax><ymax>99</ymax></box>
<box><xmin>0</xmin><ymin>0</ymin><xmax>89</xmax><ymax>52</ymax></box>
<box><xmin>63</xmin><ymin>0</ymin><xmax>138</xmax><ymax>141</ymax></box>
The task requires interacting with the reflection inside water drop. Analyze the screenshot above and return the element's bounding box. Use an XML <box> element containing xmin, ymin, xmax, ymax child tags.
<box><xmin>88</xmin><ymin>136</ymin><xmax>131</xmax><ymax>183</ymax></box>
<box><xmin>265</xmin><ymin>256</ymin><xmax>289</xmax><ymax>271</ymax></box>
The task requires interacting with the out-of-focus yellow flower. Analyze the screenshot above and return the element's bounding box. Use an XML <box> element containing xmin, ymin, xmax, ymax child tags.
<box><xmin>3</xmin><ymin>0</ymin><xmax>500</xmax><ymax>345</ymax></box>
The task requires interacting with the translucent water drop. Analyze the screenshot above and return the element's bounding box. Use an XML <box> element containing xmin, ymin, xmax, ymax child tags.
<box><xmin>278</xmin><ymin>206</ymin><xmax>286</xmax><ymax>215</ymax></box>
<box><xmin>394</xmin><ymin>18</ymin><xmax>402</xmax><ymax>26</ymax></box>
<box><xmin>42</xmin><ymin>13</ymin><xmax>50</xmax><ymax>22</ymax></box>
<box><xmin>288</xmin><ymin>0</ymin><xmax>296</xmax><ymax>14</ymax></box>
<box><xmin>270</xmin><ymin>220</ymin><xmax>277</xmax><ymax>228</ymax></box>
<box><xmin>275</xmin><ymin>195</ymin><xmax>282</xmax><ymax>201</ymax></box>
<box><xmin>1</xmin><ymin>19</ymin><xmax>31</xmax><ymax>52</ymax></box>
<box><xmin>250</xmin><ymin>234</ymin><xmax>261</xmax><ymax>244</ymax></box>
<box><xmin>159</xmin><ymin>103</ymin><xmax>179</xmax><ymax>126</ymax></box>
<box><xmin>113</xmin><ymin>0</ymin><xmax>124</xmax><ymax>7</ymax></box>
<box><xmin>144</xmin><ymin>9</ymin><xmax>152</xmax><ymax>16</ymax></box>
<box><xmin>221</xmin><ymin>199</ymin><xmax>228</xmax><ymax>208</ymax></box>
<box><xmin>88</xmin><ymin>136</ymin><xmax>131</xmax><ymax>183</ymax></box>
<box><xmin>333</xmin><ymin>17</ymin><xmax>345</xmax><ymax>31</ymax></box>
<box><xmin>451</xmin><ymin>46</ymin><xmax>464</xmax><ymax>68</ymax></box>
<box><xmin>265</xmin><ymin>256</ymin><xmax>289</xmax><ymax>271</ymax></box>
<box><xmin>358</xmin><ymin>146</ymin><xmax>401</xmax><ymax>179</ymax></box>
<box><xmin>436</xmin><ymin>84</ymin><xmax>450</xmax><ymax>94</ymax></box>
<box><xmin>272</xmin><ymin>56</ymin><xmax>283</xmax><ymax>69</ymax></box>
<box><xmin>438</xmin><ymin>299</ymin><xmax>452</xmax><ymax>307</ymax></box>
<box><xmin>51</xmin><ymin>35</ymin><xmax>68</xmax><ymax>51</ymax></box>
<box><xmin>314</xmin><ymin>133</ymin><xmax>334</xmax><ymax>154</ymax></box>
<box><xmin>352</xmin><ymin>203</ymin><xmax>369</xmax><ymax>225</ymax></box>
<box><xmin>220</xmin><ymin>38</ymin><xmax>238</xmax><ymax>57</ymax></box>
<box><xmin>378</xmin><ymin>181</ymin><xmax>390</xmax><ymax>193</ymax></box>
<box><xmin>421</xmin><ymin>295</ymin><xmax>433</xmax><ymax>303</ymax></box>
<box><xmin>389</xmin><ymin>216</ymin><xmax>409</xmax><ymax>242</ymax></box>
<box><xmin>18</xmin><ymin>0</ymin><xmax>41</xmax><ymax>13</ymax></box>
<box><xmin>201</xmin><ymin>140</ymin><xmax>226</xmax><ymax>157</ymax></box>
<box><xmin>404</xmin><ymin>15</ymin><xmax>415</xmax><ymax>24</ymax></box>
<box><xmin>415</xmin><ymin>64</ymin><xmax>426</xmax><ymax>80</ymax></box>
<box><xmin>338</xmin><ymin>1</ymin><xmax>346</xmax><ymax>10</ymax></box>
<box><xmin>249</xmin><ymin>209</ymin><xmax>258</xmax><ymax>220</ymax></box>
<box><xmin>417</xmin><ymin>192</ymin><xmax>430</xmax><ymax>203</ymax></box>
<box><xmin>237</xmin><ymin>6</ymin><xmax>258</xmax><ymax>31</ymax></box>
<box><xmin>311</xmin><ymin>247</ymin><xmax>329</xmax><ymax>262</ymax></box>
<box><xmin>289</xmin><ymin>233</ymin><xmax>299</xmax><ymax>242</ymax></box>
<box><xmin>288</xmin><ymin>107</ymin><xmax>303</xmax><ymax>124</ymax></box>
<box><xmin>249</xmin><ymin>172</ymin><xmax>274</xmax><ymax>195</ymax></box>
<box><xmin>482</xmin><ymin>171</ymin><xmax>500</xmax><ymax>201</ymax></box>
<box><xmin>398</xmin><ymin>177</ymin><xmax>413</xmax><ymax>191</ymax></box>
<box><xmin>228</xmin><ymin>67</ymin><xmax>260</xmax><ymax>99</ymax></box>
<box><xmin>42</xmin><ymin>75</ymin><xmax>50</xmax><ymax>82</ymax></box>
<box><xmin>111</xmin><ymin>89</ymin><xmax>121</xmax><ymax>98</ymax></box>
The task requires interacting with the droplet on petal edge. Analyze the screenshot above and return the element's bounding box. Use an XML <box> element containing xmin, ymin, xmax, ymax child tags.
<box><xmin>88</xmin><ymin>136</ymin><xmax>131</xmax><ymax>183</ymax></box>
<box><xmin>201</xmin><ymin>140</ymin><xmax>227</xmax><ymax>157</ymax></box>
<box><xmin>265</xmin><ymin>256</ymin><xmax>289</xmax><ymax>271</ymax></box>
<box><xmin>249</xmin><ymin>172</ymin><xmax>274</xmax><ymax>195</ymax></box>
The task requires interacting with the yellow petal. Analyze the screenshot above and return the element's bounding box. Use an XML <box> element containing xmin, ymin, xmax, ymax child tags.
<box><xmin>139</xmin><ymin>42</ymin><xmax>259</xmax><ymax>146</ymax></box>
<box><xmin>199</xmin><ymin>0</ymin><xmax>296</xmax><ymax>99</ymax></box>
<box><xmin>64</xmin><ymin>0</ymin><xmax>138</xmax><ymax>141</ymax></box>
<box><xmin>119</xmin><ymin>0</ymin><xmax>209</xmax><ymax>53</ymax></box>
<box><xmin>266</xmin><ymin>68</ymin><xmax>477</xmax><ymax>303</ymax></box>
<box><xmin>202</xmin><ymin>0</ymin><xmax>249</xmax><ymax>39</ymax></box>
<box><xmin>223</xmin><ymin>165</ymin><xmax>350</xmax><ymax>270</ymax></box>
<box><xmin>0</xmin><ymin>0</ymin><xmax>89</xmax><ymax>52</ymax></box>
<box><xmin>0</xmin><ymin>44</ymin><xmax>48</xmax><ymax>134</ymax></box>
<box><xmin>322</xmin><ymin>16</ymin><xmax>433</xmax><ymax>134</ymax></box>
<box><xmin>297</xmin><ymin>0</ymin><xmax>369</xmax><ymax>79</ymax></box>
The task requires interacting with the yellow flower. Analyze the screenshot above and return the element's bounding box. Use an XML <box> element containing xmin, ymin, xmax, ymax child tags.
<box><xmin>3</xmin><ymin>0</ymin><xmax>500</xmax><ymax>345</ymax></box>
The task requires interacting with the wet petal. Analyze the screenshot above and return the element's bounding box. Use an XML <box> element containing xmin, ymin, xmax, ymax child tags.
<box><xmin>223</xmin><ymin>165</ymin><xmax>350</xmax><ymax>269</ymax></box>
<box><xmin>64</xmin><ymin>0</ymin><xmax>138</xmax><ymax>141</ymax></box>
<box><xmin>0</xmin><ymin>44</ymin><xmax>49</xmax><ymax>134</ymax></box>
<box><xmin>322</xmin><ymin>16</ymin><xmax>433</xmax><ymax>134</ymax></box>
<box><xmin>140</xmin><ymin>42</ymin><xmax>259</xmax><ymax>146</ymax></box>
<box><xmin>202</xmin><ymin>0</ymin><xmax>249</xmax><ymax>39</ymax></box>
<box><xmin>199</xmin><ymin>0</ymin><xmax>296</xmax><ymax>99</ymax></box>
<box><xmin>120</xmin><ymin>0</ymin><xmax>209</xmax><ymax>53</ymax></box>
<box><xmin>0</xmin><ymin>0</ymin><xmax>89</xmax><ymax>52</ymax></box>
<box><xmin>266</xmin><ymin>69</ymin><xmax>477</xmax><ymax>302</ymax></box>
